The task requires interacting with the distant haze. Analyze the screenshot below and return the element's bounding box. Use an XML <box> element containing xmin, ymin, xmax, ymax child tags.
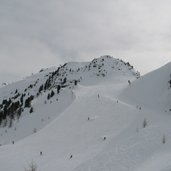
<box><xmin>0</xmin><ymin>0</ymin><xmax>171</xmax><ymax>84</ymax></box>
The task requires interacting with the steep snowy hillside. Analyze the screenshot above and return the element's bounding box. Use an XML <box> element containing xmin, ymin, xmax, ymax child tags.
<box><xmin>120</xmin><ymin>62</ymin><xmax>171</xmax><ymax>112</ymax></box>
<box><xmin>0</xmin><ymin>55</ymin><xmax>139</xmax><ymax>145</ymax></box>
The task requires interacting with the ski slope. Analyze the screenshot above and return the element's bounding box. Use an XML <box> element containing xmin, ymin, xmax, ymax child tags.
<box><xmin>0</xmin><ymin>56</ymin><xmax>170</xmax><ymax>171</ymax></box>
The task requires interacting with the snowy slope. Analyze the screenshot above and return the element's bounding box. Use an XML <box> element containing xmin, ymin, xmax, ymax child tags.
<box><xmin>120</xmin><ymin>62</ymin><xmax>171</xmax><ymax>112</ymax></box>
<box><xmin>0</xmin><ymin>67</ymin><xmax>74</xmax><ymax>144</ymax></box>
<box><xmin>0</xmin><ymin>76</ymin><xmax>139</xmax><ymax>171</ymax></box>
<box><xmin>0</xmin><ymin>56</ymin><xmax>171</xmax><ymax>171</ymax></box>
<box><xmin>71</xmin><ymin>63</ymin><xmax>171</xmax><ymax>171</ymax></box>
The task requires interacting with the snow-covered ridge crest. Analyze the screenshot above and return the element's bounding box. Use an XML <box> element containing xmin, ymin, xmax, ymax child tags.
<box><xmin>61</xmin><ymin>55</ymin><xmax>140</xmax><ymax>80</ymax></box>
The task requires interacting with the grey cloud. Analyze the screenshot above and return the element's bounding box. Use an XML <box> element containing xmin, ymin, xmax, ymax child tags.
<box><xmin>0</xmin><ymin>0</ymin><xmax>171</xmax><ymax>84</ymax></box>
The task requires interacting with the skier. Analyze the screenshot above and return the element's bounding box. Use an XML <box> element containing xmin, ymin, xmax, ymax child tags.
<box><xmin>128</xmin><ymin>80</ymin><xmax>131</xmax><ymax>86</ymax></box>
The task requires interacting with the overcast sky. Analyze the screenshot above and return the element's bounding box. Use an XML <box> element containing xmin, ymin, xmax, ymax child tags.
<box><xmin>0</xmin><ymin>0</ymin><xmax>171</xmax><ymax>84</ymax></box>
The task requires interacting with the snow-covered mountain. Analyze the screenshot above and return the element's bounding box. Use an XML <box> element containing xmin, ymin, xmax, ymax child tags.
<box><xmin>0</xmin><ymin>56</ymin><xmax>171</xmax><ymax>171</ymax></box>
<box><xmin>0</xmin><ymin>55</ymin><xmax>139</xmax><ymax>144</ymax></box>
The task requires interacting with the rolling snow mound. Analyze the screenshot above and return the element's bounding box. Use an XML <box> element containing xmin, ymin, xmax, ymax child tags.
<box><xmin>120</xmin><ymin>62</ymin><xmax>171</xmax><ymax>112</ymax></box>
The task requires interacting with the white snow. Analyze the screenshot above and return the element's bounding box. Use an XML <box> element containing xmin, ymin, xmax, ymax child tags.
<box><xmin>0</xmin><ymin>56</ymin><xmax>170</xmax><ymax>171</ymax></box>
